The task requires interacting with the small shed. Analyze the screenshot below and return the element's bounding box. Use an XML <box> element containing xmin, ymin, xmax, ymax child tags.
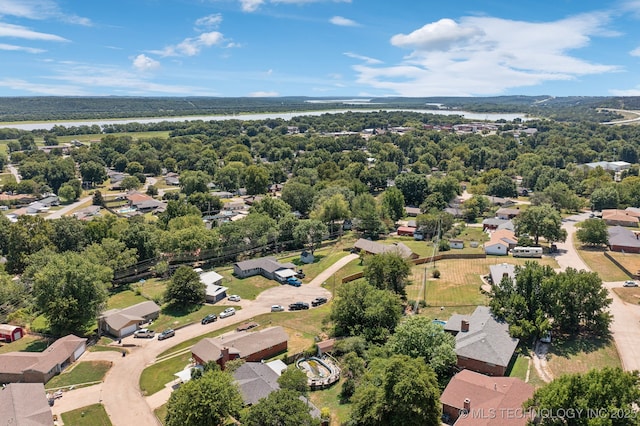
<box><xmin>449</xmin><ymin>239</ymin><xmax>464</xmax><ymax>249</ymax></box>
<box><xmin>0</xmin><ymin>325</ymin><xmax>24</xmax><ymax>343</ymax></box>
<box><xmin>397</xmin><ymin>226</ymin><xmax>415</xmax><ymax>237</ymax></box>
<box><xmin>300</xmin><ymin>251</ymin><xmax>315</xmax><ymax>264</ymax></box>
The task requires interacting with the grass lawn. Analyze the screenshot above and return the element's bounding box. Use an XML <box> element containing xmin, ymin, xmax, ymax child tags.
<box><xmin>106</xmin><ymin>288</ymin><xmax>148</xmax><ymax>310</ymax></box>
<box><xmin>508</xmin><ymin>348</ymin><xmax>546</xmax><ymax>389</ymax></box>
<box><xmin>546</xmin><ymin>334</ymin><xmax>621</xmax><ymax>377</ymax></box>
<box><xmin>607</xmin><ymin>251</ymin><xmax>640</xmax><ymax>277</ymax></box>
<box><xmin>277</xmin><ymin>245</ymin><xmax>350</xmax><ymax>283</ymax></box>
<box><xmin>154</xmin><ymin>404</ymin><xmax>168</xmax><ymax>425</ymax></box>
<box><xmin>0</xmin><ymin>335</ymin><xmax>50</xmax><ymax>354</ymax></box>
<box><xmin>575</xmin><ymin>245</ymin><xmax>629</xmax><ymax>282</ymax></box>
<box><xmin>46</xmin><ymin>361</ymin><xmax>112</xmax><ymax>390</ymax></box>
<box><xmin>151</xmin><ymin>304</ymin><xmax>241</xmax><ymax>333</ymax></box>
<box><xmin>137</xmin><ymin>278</ymin><xmax>167</xmax><ymax>301</ymax></box>
<box><xmin>139</xmin><ymin>351</ymin><xmax>192</xmax><ymax>395</ymax></box>
<box><xmin>612</xmin><ymin>287</ymin><xmax>640</xmax><ymax>305</ymax></box>
<box><xmin>217</xmin><ymin>268</ymin><xmax>280</xmax><ymax>300</ymax></box>
<box><xmin>309</xmin><ymin>378</ymin><xmax>351</xmax><ymax>425</ymax></box>
<box><xmin>60</xmin><ymin>404</ymin><xmax>112</xmax><ymax>426</ymax></box>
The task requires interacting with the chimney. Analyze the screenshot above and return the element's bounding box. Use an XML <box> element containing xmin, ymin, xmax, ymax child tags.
<box><xmin>463</xmin><ymin>398</ymin><xmax>471</xmax><ymax>412</ymax></box>
<box><xmin>461</xmin><ymin>320</ymin><xmax>470</xmax><ymax>332</ymax></box>
<box><xmin>220</xmin><ymin>347</ymin><xmax>230</xmax><ymax>370</ymax></box>
<box><xmin>494</xmin><ymin>383</ymin><xmax>497</xmax><ymax>391</ymax></box>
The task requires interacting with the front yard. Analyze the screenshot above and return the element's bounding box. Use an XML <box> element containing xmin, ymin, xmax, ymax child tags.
<box><xmin>546</xmin><ymin>334</ymin><xmax>621</xmax><ymax>377</ymax></box>
<box><xmin>60</xmin><ymin>404</ymin><xmax>112</xmax><ymax>426</ymax></box>
<box><xmin>46</xmin><ymin>361</ymin><xmax>112</xmax><ymax>390</ymax></box>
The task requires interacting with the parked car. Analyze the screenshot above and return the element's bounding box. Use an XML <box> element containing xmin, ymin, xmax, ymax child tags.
<box><xmin>133</xmin><ymin>328</ymin><xmax>155</xmax><ymax>338</ymax></box>
<box><xmin>158</xmin><ymin>329</ymin><xmax>175</xmax><ymax>340</ymax></box>
<box><xmin>624</xmin><ymin>280</ymin><xmax>638</xmax><ymax>287</ymax></box>
<box><xmin>271</xmin><ymin>304</ymin><xmax>285</xmax><ymax>312</ymax></box>
<box><xmin>228</xmin><ymin>294</ymin><xmax>241</xmax><ymax>302</ymax></box>
<box><xmin>540</xmin><ymin>331</ymin><xmax>552</xmax><ymax>344</ymax></box>
<box><xmin>311</xmin><ymin>297</ymin><xmax>328</xmax><ymax>307</ymax></box>
<box><xmin>287</xmin><ymin>277</ymin><xmax>302</xmax><ymax>287</ymax></box>
<box><xmin>288</xmin><ymin>302</ymin><xmax>309</xmax><ymax>311</ymax></box>
<box><xmin>201</xmin><ymin>313</ymin><xmax>217</xmax><ymax>324</ymax></box>
<box><xmin>296</xmin><ymin>269</ymin><xmax>306</xmax><ymax>279</ymax></box>
<box><xmin>220</xmin><ymin>307</ymin><xmax>236</xmax><ymax>318</ymax></box>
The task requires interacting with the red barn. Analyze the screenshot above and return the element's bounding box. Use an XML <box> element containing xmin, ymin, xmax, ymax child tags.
<box><xmin>0</xmin><ymin>325</ymin><xmax>24</xmax><ymax>343</ymax></box>
<box><xmin>397</xmin><ymin>226</ymin><xmax>415</xmax><ymax>237</ymax></box>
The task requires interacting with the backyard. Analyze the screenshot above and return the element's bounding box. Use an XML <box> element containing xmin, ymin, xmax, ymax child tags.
<box><xmin>575</xmin><ymin>245</ymin><xmax>630</xmax><ymax>282</ymax></box>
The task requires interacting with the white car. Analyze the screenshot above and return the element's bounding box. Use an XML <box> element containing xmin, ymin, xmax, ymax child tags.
<box><xmin>228</xmin><ymin>294</ymin><xmax>241</xmax><ymax>302</ymax></box>
<box><xmin>220</xmin><ymin>307</ymin><xmax>236</xmax><ymax>318</ymax></box>
<box><xmin>623</xmin><ymin>280</ymin><xmax>638</xmax><ymax>287</ymax></box>
<box><xmin>271</xmin><ymin>304</ymin><xmax>284</xmax><ymax>312</ymax></box>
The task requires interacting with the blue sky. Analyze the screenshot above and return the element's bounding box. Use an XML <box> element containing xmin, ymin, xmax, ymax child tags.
<box><xmin>1</xmin><ymin>0</ymin><xmax>640</xmax><ymax>97</ymax></box>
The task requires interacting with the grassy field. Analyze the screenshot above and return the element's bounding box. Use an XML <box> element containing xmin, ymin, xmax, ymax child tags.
<box><xmin>612</xmin><ymin>287</ymin><xmax>640</xmax><ymax>305</ymax></box>
<box><xmin>0</xmin><ymin>335</ymin><xmax>50</xmax><ymax>354</ymax></box>
<box><xmin>508</xmin><ymin>348</ymin><xmax>546</xmax><ymax>389</ymax></box>
<box><xmin>106</xmin><ymin>289</ymin><xmax>148</xmax><ymax>310</ymax></box>
<box><xmin>60</xmin><ymin>404</ymin><xmax>112</xmax><ymax>426</ymax></box>
<box><xmin>546</xmin><ymin>335</ymin><xmax>621</xmax><ymax>377</ymax></box>
<box><xmin>575</xmin><ymin>245</ymin><xmax>629</xmax><ymax>282</ymax></box>
<box><xmin>607</xmin><ymin>251</ymin><xmax>640</xmax><ymax>277</ymax></box>
<box><xmin>309</xmin><ymin>378</ymin><xmax>351</xmax><ymax>425</ymax></box>
<box><xmin>139</xmin><ymin>351</ymin><xmax>192</xmax><ymax>395</ymax></box>
<box><xmin>217</xmin><ymin>268</ymin><xmax>280</xmax><ymax>300</ymax></box>
<box><xmin>152</xmin><ymin>304</ymin><xmax>241</xmax><ymax>332</ymax></box>
<box><xmin>46</xmin><ymin>361</ymin><xmax>112</xmax><ymax>390</ymax></box>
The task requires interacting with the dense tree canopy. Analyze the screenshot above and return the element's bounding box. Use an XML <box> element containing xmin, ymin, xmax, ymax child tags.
<box><xmin>576</xmin><ymin>218</ymin><xmax>609</xmax><ymax>246</ymax></box>
<box><xmin>363</xmin><ymin>252</ymin><xmax>412</xmax><ymax>295</ymax></box>
<box><xmin>165</xmin><ymin>266</ymin><xmax>206</xmax><ymax>307</ymax></box>
<box><xmin>242</xmin><ymin>389</ymin><xmax>319</xmax><ymax>426</ymax></box>
<box><xmin>514</xmin><ymin>204</ymin><xmax>567</xmax><ymax>245</ymax></box>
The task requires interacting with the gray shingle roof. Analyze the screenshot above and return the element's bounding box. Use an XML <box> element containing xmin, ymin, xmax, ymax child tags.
<box><xmin>608</xmin><ymin>226</ymin><xmax>640</xmax><ymax>249</ymax></box>
<box><xmin>0</xmin><ymin>383</ymin><xmax>51</xmax><ymax>426</ymax></box>
<box><xmin>453</xmin><ymin>306</ymin><xmax>519</xmax><ymax>368</ymax></box>
<box><xmin>489</xmin><ymin>263</ymin><xmax>516</xmax><ymax>286</ymax></box>
<box><xmin>353</xmin><ymin>239</ymin><xmax>414</xmax><ymax>258</ymax></box>
<box><xmin>100</xmin><ymin>301</ymin><xmax>160</xmax><ymax>331</ymax></box>
<box><xmin>234</xmin><ymin>257</ymin><xmax>296</xmax><ymax>274</ymax></box>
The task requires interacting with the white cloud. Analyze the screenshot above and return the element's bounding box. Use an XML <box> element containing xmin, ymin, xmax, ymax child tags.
<box><xmin>0</xmin><ymin>43</ymin><xmax>44</xmax><ymax>53</ymax></box>
<box><xmin>0</xmin><ymin>0</ymin><xmax>92</xmax><ymax>26</ymax></box>
<box><xmin>344</xmin><ymin>52</ymin><xmax>382</xmax><ymax>65</ymax></box>
<box><xmin>610</xmin><ymin>88</ymin><xmax>640</xmax><ymax>95</ymax></box>
<box><xmin>195</xmin><ymin>14</ymin><xmax>223</xmax><ymax>29</ymax></box>
<box><xmin>631</xmin><ymin>47</ymin><xmax>640</xmax><ymax>56</ymax></box>
<box><xmin>330</xmin><ymin>16</ymin><xmax>359</xmax><ymax>27</ymax></box>
<box><xmin>132</xmin><ymin>54</ymin><xmax>160</xmax><ymax>72</ymax></box>
<box><xmin>249</xmin><ymin>91</ymin><xmax>279</xmax><ymax>97</ymax></box>
<box><xmin>155</xmin><ymin>31</ymin><xmax>225</xmax><ymax>57</ymax></box>
<box><xmin>239</xmin><ymin>0</ymin><xmax>350</xmax><ymax>12</ymax></box>
<box><xmin>0</xmin><ymin>23</ymin><xmax>68</xmax><ymax>41</ymax></box>
<box><xmin>0</xmin><ymin>78</ymin><xmax>86</xmax><ymax>95</ymax></box>
<box><xmin>353</xmin><ymin>13</ymin><xmax>619</xmax><ymax>96</ymax></box>
<box><xmin>240</xmin><ymin>0</ymin><xmax>265</xmax><ymax>12</ymax></box>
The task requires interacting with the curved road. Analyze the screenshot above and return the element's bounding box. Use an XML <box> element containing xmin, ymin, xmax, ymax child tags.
<box><xmin>51</xmin><ymin>253</ymin><xmax>358</xmax><ymax>425</ymax></box>
<box><xmin>555</xmin><ymin>212</ymin><xmax>640</xmax><ymax>372</ymax></box>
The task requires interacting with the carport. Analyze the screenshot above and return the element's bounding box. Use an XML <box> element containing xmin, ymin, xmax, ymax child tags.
<box><xmin>274</xmin><ymin>269</ymin><xmax>297</xmax><ymax>283</ymax></box>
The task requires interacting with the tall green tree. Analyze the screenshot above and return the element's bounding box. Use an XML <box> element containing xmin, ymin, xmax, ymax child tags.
<box><xmin>79</xmin><ymin>161</ymin><xmax>107</xmax><ymax>187</ymax></box>
<box><xmin>250</xmin><ymin>197</ymin><xmax>292</xmax><ymax>222</ymax></box>
<box><xmin>51</xmin><ymin>217</ymin><xmax>87</xmax><ymax>252</ymax></box>
<box><xmin>244</xmin><ymin>165</ymin><xmax>269</xmax><ymax>195</ymax></box>
<box><xmin>165</xmin><ymin>370</ymin><xmax>243</xmax><ymax>426</ymax></box>
<box><xmin>591</xmin><ymin>185</ymin><xmax>620</xmax><ymax>211</ymax></box>
<box><xmin>310</xmin><ymin>193</ymin><xmax>350</xmax><ymax>232</ymax></box>
<box><xmin>350</xmin><ymin>355</ymin><xmax>441</xmax><ymax>426</ymax></box>
<box><xmin>394</xmin><ymin>173</ymin><xmax>429</xmax><ymax>206</ymax></box>
<box><xmin>293</xmin><ymin>219</ymin><xmax>327</xmax><ymax>255</ymax></box>
<box><xmin>242</xmin><ymin>389</ymin><xmax>319</xmax><ymax>426</ymax></box>
<box><xmin>165</xmin><ymin>266</ymin><xmax>205</xmax><ymax>307</ymax></box>
<box><xmin>514</xmin><ymin>204</ymin><xmax>567</xmax><ymax>245</ymax></box>
<box><xmin>363</xmin><ymin>252</ymin><xmax>412</xmax><ymax>295</ymax></box>
<box><xmin>576</xmin><ymin>218</ymin><xmax>609</xmax><ymax>246</ymax></box>
<box><xmin>486</xmin><ymin>174</ymin><xmax>517</xmax><ymax>197</ymax></box>
<box><xmin>281</xmin><ymin>181</ymin><xmax>316</xmax><ymax>215</ymax></box>
<box><xmin>277</xmin><ymin>367</ymin><xmax>309</xmax><ymax>394</ymax></box>
<box><xmin>180</xmin><ymin>171</ymin><xmax>211</xmax><ymax>196</ymax></box>
<box><xmin>5</xmin><ymin>215</ymin><xmax>53</xmax><ymax>274</ymax></box>
<box><xmin>381</xmin><ymin>187</ymin><xmax>405</xmax><ymax>221</ymax></box>
<box><xmin>32</xmin><ymin>251</ymin><xmax>111</xmax><ymax>334</ymax></box>
<box><xmin>352</xmin><ymin>193</ymin><xmax>385</xmax><ymax>238</ymax></box>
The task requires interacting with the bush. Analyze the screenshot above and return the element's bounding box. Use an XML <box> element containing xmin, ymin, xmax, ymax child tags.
<box><xmin>438</xmin><ymin>239</ymin><xmax>451</xmax><ymax>252</ymax></box>
<box><xmin>432</xmin><ymin>269</ymin><xmax>441</xmax><ymax>279</ymax></box>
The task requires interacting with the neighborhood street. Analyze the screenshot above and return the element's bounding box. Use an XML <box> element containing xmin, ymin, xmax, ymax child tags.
<box><xmin>51</xmin><ymin>253</ymin><xmax>358</xmax><ymax>425</ymax></box>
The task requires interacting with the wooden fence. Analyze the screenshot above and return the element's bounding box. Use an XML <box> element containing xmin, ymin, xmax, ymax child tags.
<box><xmin>603</xmin><ymin>251</ymin><xmax>637</xmax><ymax>279</ymax></box>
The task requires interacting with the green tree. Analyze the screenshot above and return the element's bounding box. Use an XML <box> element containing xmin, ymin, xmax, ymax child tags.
<box><xmin>84</xmin><ymin>238</ymin><xmax>138</xmax><ymax>278</ymax></box>
<box><xmin>281</xmin><ymin>181</ymin><xmax>316</xmax><ymax>215</ymax></box>
<box><xmin>51</xmin><ymin>217</ymin><xmax>87</xmax><ymax>252</ymax></box>
<box><xmin>242</xmin><ymin>389</ymin><xmax>319</xmax><ymax>426</ymax></box>
<box><xmin>121</xmin><ymin>175</ymin><xmax>142</xmax><ymax>191</ymax></box>
<box><xmin>250</xmin><ymin>197</ymin><xmax>292</xmax><ymax>222</ymax></box>
<box><xmin>216</xmin><ymin>162</ymin><xmax>245</xmax><ymax>192</ymax></box>
<box><xmin>120</xmin><ymin>221</ymin><xmax>158</xmax><ymax>261</ymax></box>
<box><xmin>514</xmin><ymin>204</ymin><xmax>567</xmax><ymax>245</ymax></box>
<box><xmin>244</xmin><ymin>165</ymin><xmax>270</xmax><ymax>195</ymax></box>
<box><xmin>310</xmin><ymin>193</ymin><xmax>350</xmax><ymax>232</ymax></box>
<box><xmin>277</xmin><ymin>367</ymin><xmax>309</xmax><ymax>394</ymax></box>
<box><xmin>58</xmin><ymin>184</ymin><xmax>77</xmax><ymax>202</ymax></box>
<box><xmin>576</xmin><ymin>218</ymin><xmax>609</xmax><ymax>246</ymax></box>
<box><xmin>350</xmin><ymin>355</ymin><xmax>441</xmax><ymax>426</ymax></box>
<box><xmin>125</xmin><ymin>161</ymin><xmax>144</xmax><ymax>175</ymax></box>
<box><xmin>79</xmin><ymin>161</ymin><xmax>107</xmax><ymax>187</ymax></box>
<box><xmin>381</xmin><ymin>187</ymin><xmax>405</xmax><ymax>221</ymax></box>
<box><xmin>32</xmin><ymin>251</ymin><xmax>111</xmax><ymax>334</ymax></box>
<box><xmin>5</xmin><ymin>215</ymin><xmax>53</xmax><ymax>274</ymax></box>
<box><xmin>165</xmin><ymin>370</ymin><xmax>243</xmax><ymax>426</ymax></box>
<box><xmin>146</xmin><ymin>185</ymin><xmax>159</xmax><ymax>197</ymax></box>
<box><xmin>352</xmin><ymin>193</ymin><xmax>386</xmax><ymax>238</ymax></box>
<box><xmin>331</xmin><ymin>281</ymin><xmax>402</xmax><ymax>342</ymax></box>
<box><xmin>92</xmin><ymin>190</ymin><xmax>104</xmax><ymax>206</ymax></box>
<box><xmin>394</xmin><ymin>172</ymin><xmax>429</xmax><ymax>206</ymax></box>
<box><xmin>525</xmin><ymin>368</ymin><xmax>640</xmax><ymax>426</ymax></box>
<box><xmin>293</xmin><ymin>219</ymin><xmax>327</xmax><ymax>255</ymax></box>
<box><xmin>180</xmin><ymin>171</ymin><xmax>211</xmax><ymax>196</ymax></box>
<box><xmin>542</xmin><ymin>181</ymin><xmax>582</xmax><ymax>212</ymax></box>
<box><xmin>486</xmin><ymin>174</ymin><xmax>517</xmax><ymax>197</ymax></box>
<box><xmin>388</xmin><ymin>316</ymin><xmax>456</xmax><ymax>379</ymax></box>
<box><xmin>165</xmin><ymin>265</ymin><xmax>206</xmax><ymax>306</ymax></box>
<box><xmin>591</xmin><ymin>185</ymin><xmax>619</xmax><ymax>211</ymax></box>
<box><xmin>187</xmin><ymin>192</ymin><xmax>222</xmax><ymax>214</ymax></box>
<box><xmin>363</xmin><ymin>252</ymin><xmax>412</xmax><ymax>295</ymax></box>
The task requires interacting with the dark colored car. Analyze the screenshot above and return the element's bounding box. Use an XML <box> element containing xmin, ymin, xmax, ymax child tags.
<box><xmin>288</xmin><ymin>302</ymin><xmax>310</xmax><ymax>311</ymax></box>
<box><xmin>311</xmin><ymin>297</ymin><xmax>328</xmax><ymax>307</ymax></box>
<box><xmin>201</xmin><ymin>314</ymin><xmax>217</xmax><ymax>324</ymax></box>
<box><xmin>296</xmin><ymin>269</ymin><xmax>306</xmax><ymax>279</ymax></box>
<box><xmin>157</xmin><ymin>329</ymin><xmax>175</xmax><ymax>340</ymax></box>
<box><xmin>287</xmin><ymin>277</ymin><xmax>302</xmax><ymax>287</ymax></box>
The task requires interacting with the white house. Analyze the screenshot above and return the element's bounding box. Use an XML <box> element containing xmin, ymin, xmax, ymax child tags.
<box><xmin>484</xmin><ymin>240</ymin><xmax>509</xmax><ymax>256</ymax></box>
<box><xmin>197</xmin><ymin>269</ymin><xmax>228</xmax><ymax>303</ymax></box>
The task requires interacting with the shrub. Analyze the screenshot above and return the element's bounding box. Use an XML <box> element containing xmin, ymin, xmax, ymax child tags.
<box><xmin>432</xmin><ymin>269</ymin><xmax>441</xmax><ymax>279</ymax></box>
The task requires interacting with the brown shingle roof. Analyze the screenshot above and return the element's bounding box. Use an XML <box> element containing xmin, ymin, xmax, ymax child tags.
<box><xmin>0</xmin><ymin>383</ymin><xmax>52</xmax><ymax>426</ymax></box>
<box><xmin>0</xmin><ymin>334</ymin><xmax>86</xmax><ymax>376</ymax></box>
<box><xmin>192</xmin><ymin>327</ymin><xmax>288</xmax><ymax>364</ymax></box>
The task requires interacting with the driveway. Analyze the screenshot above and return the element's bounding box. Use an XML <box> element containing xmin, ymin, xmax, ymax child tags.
<box><xmin>555</xmin><ymin>212</ymin><xmax>640</xmax><ymax>372</ymax></box>
<box><xmin>52</xmin><ymin>253</ymin><xmax>358</xmax><ymax>426</ymax></box>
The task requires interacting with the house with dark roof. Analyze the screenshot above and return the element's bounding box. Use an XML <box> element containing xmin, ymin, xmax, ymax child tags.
<box><xmin>445</xmin><ymin>306</ymin><xmax>519</xmax><ymax>376</ymax></box>
<box><xmin>232</xmin><ymin>362</ymin><xmax>320</xmax><ymax>417</ymax></box>
<box><xmin>0</xmin><ymin>383</ymin><xmax>52</xmax><ymax>426</ymax></box>
<box><xmin>608</xmin><ymin>226</ymin><xmax>640</xmax><ymax>253</ymax></box>
<box><xmin>353</xmin><ymin>238</ymin><xmax>417</xmax><ymax>259</ymax></box>
<box><xmin>482</xmin><ymin>218</ymin><xmax>509</xmax><ymax>231</ymax></box>
<box><xmin>191</xmin><ymin>326</ymin><xmax>288</xmax><ymax>370</ymax></box>
<box><xmin>0</xmin><ymin>334</ymin><xmax>87</xmax><ymax>383</ymax></box>
<box><xmin>233</xmin><ymin>256</ymin><xmax>297</xmax><ymax>281</ymax></box>
<box><xmin>99</xmin><ymin>301</ymin><xmax>160</xmax><ymax>338</ymax></box>
<box><xmin>441</xmin><ymin>369</ymin><xmax>534</xmax><ymax>425</ymax></box>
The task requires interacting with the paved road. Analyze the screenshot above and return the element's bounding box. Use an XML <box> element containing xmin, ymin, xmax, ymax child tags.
<box><xmin>7</xmin><ymin>164</ymin><xmax>21</xmax><ymax>183</ymax></box>
<box><xmin>52</xmin><ymin>253</ymin><xmax>358</xmax><ymax>425</ymax></box>
<box><xmin>555</xmin><ymin>212</ymin><xmax>640</xmax><ymax>372</ymax></box>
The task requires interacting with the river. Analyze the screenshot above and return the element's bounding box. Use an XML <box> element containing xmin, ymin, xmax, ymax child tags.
<box><xmin>0</xmin><ymin>108</ymin><xmax>529</xmax><ymax>131</ymax></box>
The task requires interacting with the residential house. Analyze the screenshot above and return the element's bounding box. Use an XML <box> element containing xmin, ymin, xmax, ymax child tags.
<box><xmin>99</xmin><ymin>301</ymin><xmax>161</xmax><ymax>338</ymax></box>
<box><xmin>0</xmin><ymin>383</ymin><xmax>52</xmax><ymax>426</ymax></box>
<box><xmin>583</xmin><ymin>161</ymin><xmax>631</xmax><ymax>172</ymax></box>
<box><xmin>482</xmin><ymin>218</ymin><xmax>510</xmax><ymax>231</ymax></box>
<box><xmin>232</xmin><ymin>362</ymin><xmax>320</xmax><ymax>417</ymax></box>
<box><xmin>445</xmin><ymin>306</ymin><xmax>519</xmax><ymax>376</ymax></box>
<box><xmin>489</xmin><ymin>263</ymin><xmax>516</xmax><ymax>285</ymax></box>
<box><xmin>486</xmin><ymin>196</ymin><xmax>514</xmax><ymax>206</ymax></box>
<box><xmin>449</xmin><ymin>239</ymin><xmax>464</xmax><ymax>249</ymax></box>
<box><xmin>223</xmin><ymin>201</ymin><xmax>249</xmax><ymax>212</ymax></box>
<box><xmin>602</xmin><ymin>209</ymin><xmax>640</xmax><ymax>227</ymax></box>
<box><xmin>233</xmin><ymin>256</ymin><xmax>297</xmax><ymax>281</ymax></box>
<box><xmin>608</xmin><ymin>226</ymin><xmax>640</xmax><ymax>254</ymax></box>
<box><xmin>38</xmin><ymin>195</ymin><xmax>59</xmax><ymax>207</ymax></box>
<box><xmin>353</xmin><ymin>238</ymin><xmax>417</xmax><ymax>259</ymax></box>
<box><xmin>73</xmin><ymin>205</ymin><xmax>101</xmax><ymax>220</ymax></box>
<box><xmin>495</xmin><ymin>207</ymin><xmax>521</xmax><ymax>220</ymax></box>
<box><xmin>126</xmin><ymin>191</ymin><xmax>166</xmax><ymax>213</ymax></box>
<box><xmin>405</xmin><ymin>206</ymin><xmax>421</xmax><ymax>217</ymax></box>
<box><xmin>441</xmin><ymin>369</ymin><xmax>534</xmax><ymax>425</ymax></box>
<box><xmin>0</xmin><ymin>324</ymin><xmax>24</xmax><ymax>343</ymax></box>
<box><xmin>244</xmin><ymin>195</ymin><xmax>264</xmax><ymax>206</ymax></box>
<box><xmin>268</xmin><ymin>183</ymin><xmax>284</xmax><ymax>194</ymax></box>
<box><xmin>444</xmin><ymin>206</ymin><xmax>464</xmax><ymax>218</ymax></box>
<box><xmin>484</xmin><ymin>229</ymin><xmax>517</xmax><ymax>256</ymax></box>
<box><xmin>496</xmin><ymin>220</ymin><xmax>515</xmax><ymax>232</ymax></box>
<box><xmin>396</xmin><ymin>226</ymin><xmax>415</xmax><ymax>237</ymax></box>
<box><xmin>211</xmin><ymin>191</ymin><xmax>234</xmax><ymax>199</ymax></box>
<box><xmin>0</xmin><ymin>334</ymin><xmax>87</xmax><ymax>383</ymax></box>
<box><xmin>164</xmin><ymin>172</ymin><xmax>180</xmax><ymax>186</ymax></box>
<box><xmin>197</xmin><ymin>269</ymin><xmax>228</xmax><ymax>303</ymax></box>
<box><xmin>191</xmin><ymin>326</ymin><xmax>288</xmax><ymax>369</ymax></box>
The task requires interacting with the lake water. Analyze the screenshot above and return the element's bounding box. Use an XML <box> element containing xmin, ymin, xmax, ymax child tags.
<box><xmin>0</xmin><ymin>108</ymin><xmax>529</xmax><ymax>131</ymax></box>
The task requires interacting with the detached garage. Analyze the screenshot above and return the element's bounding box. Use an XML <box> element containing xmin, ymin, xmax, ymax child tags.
<box><xmin>0</xmin><ymin>325</ymin><xmax>24</xmax><ymax>343</ymax></box>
